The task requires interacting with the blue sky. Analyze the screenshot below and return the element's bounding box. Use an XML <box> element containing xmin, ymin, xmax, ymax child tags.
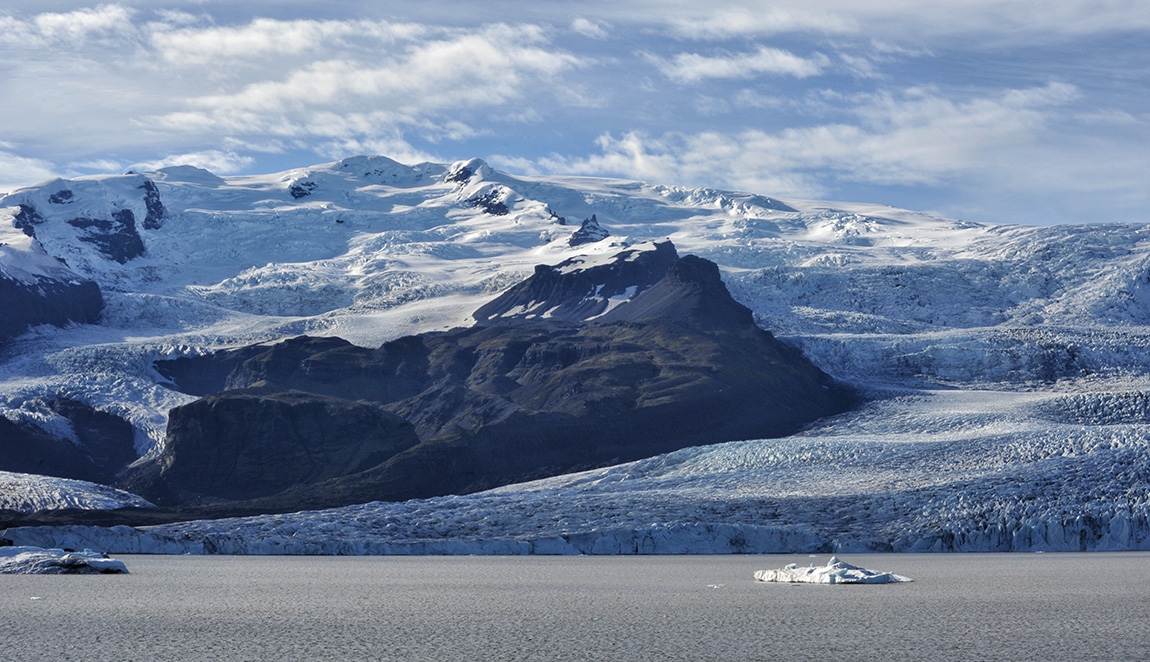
<box><xmin>1</xmin><ymin>1</ymin><xmax>1147</xmax><ymax>225</ymax></box>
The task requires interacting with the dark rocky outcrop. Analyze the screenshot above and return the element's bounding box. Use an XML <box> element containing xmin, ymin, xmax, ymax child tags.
<box><xmin>473</xmin><ymin>241</ymin><xmax>678</xmax><ymax>324</ymax></box>
<box><xmin>0</xmin><ymin>272</ymin><xmax>104</xmax><ymax>344</ymax></box>
<box><xmin>121</xmin><ymin>387</ymin><xmax>419</xmax><ymax>506</ymax></box>
<box><xmin>139</xmin><ymin>180</ymin><xmax>166</xmax><ymax>230</ymax></box>
<box><xmin>0</xmin><ymin>417</ymin><xmax>103</xmax><ymax>483</ymax></box>
<box><xmin>468</xmin><ymin>189</ymin><xmax>510</xmax><ymax>215</ymax></box>
<box><xmin>13</xmin><ymin>205</ymin><xmax>45</xmax><ymax>237</ymax></box>
<box><xmin>445</xmin><ymin>165</ymin><xmax>473</xmax><ymax>183</ymax></box>
<box><xmin>47</xmin><ymin>398</ymin><xmax>137</xmax><ymax>478</ymax></box>
<box><xmin>144</xmin><ymin>244</ymin><xmax>854</xmax><ymax>512</ymax></box>
<box><xmin>49</xmin><ymin>189</ymin><xmax>74</xmax><ymax>205</ymax></box>
<box><xmin>66</xmin><ymin>210</ymin><xmax>145</xmax><ymax>264</ymax></box>
<box><xmin>12</xmin><ymin>178</ymin><xmax>162</xmax><ymax>262</ymax></box>
<box><xmin>289</xmin><ymin>180</ymin><xmax>317</xmax><ymax>199</ymax></box>
<box><xmin>0</xmin><ymin>400</ymin><xmax>136</xmax><ymax>484</ymax></box>
<box><xmin>569</xmin><ymin>214</ymin><xmax>609</xmax><ymax>246</ymax></box>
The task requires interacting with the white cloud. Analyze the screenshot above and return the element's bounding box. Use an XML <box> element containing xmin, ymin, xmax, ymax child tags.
<box><xmin>0</xmin><ymin>151</ymin><xmax>58</xmax><ymax>194</ymax></box>
<box><xmin>145</xmin><ymin>23</ymin><xmax>583</xmax><ymax>144</ymax></box>
<box><xmin>665</xmin><ymin>6</ymin><xmax>854</xmax><ymax>39</ymax></box>
<box><xmin>1077</xmin><ymin>109</ymin><xmax>1141</xmax><ymax>126</ymax></box>
<box><xmin>313</xmin><ymin>135</ymin><xmax>435</xmax><ymax>166</ymax></box>
<box><xmin>533</xmin><ymin>82</ymin><xmax>1086</xmax><ymax>198</ymax></box>
<box><xmin>654</xmin><ymin>1</ymin><xmax>1150</xmax><ymax>42</ymax></box>
<box><xmin>66</xmin><ymin>158</ymin><xmax>125</xmax><ymax>173</ymax></box>
<box><xmin>33</xmin><ymin>4</ymin><xmax>136</xmax><ymax>42</ymax></box>
<box><xmin>0</xmin><ymin>3</ymin><xmax>1145</xmax><ymax>225</ymax></box>
<box><xmin>732</xmin><ymin>89</ymin><xmax>785</xmax><ymax>109</ymax></box>
<box><xmin>571</xmin><ymin>18</ymin><xmax>610</xmax><ymax>39</ymax></box>
<box><xmin>0</xmin><ymin>4</ymin><xmax>139</xmax><ymax>47</ymax></box>
<box><xmin>650</xmin><ymin>47</ymin><xmax>829</xmax><ymax>83</ymax></box>
<box><xmin>127</xmin><ymin>150</ymin><xmax>255</xmax><ymax>174</ymax></box>
<box><xmin>149</xmin><ymin>17</ymin><xmax>429</xmax><ymax>66</ymax></box>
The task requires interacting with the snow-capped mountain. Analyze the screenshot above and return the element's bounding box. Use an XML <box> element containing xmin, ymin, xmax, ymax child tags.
<box><xmin>2</xmin><ymin>155</ymin><xmax>1150</xmax><ymax>553</ymax></box>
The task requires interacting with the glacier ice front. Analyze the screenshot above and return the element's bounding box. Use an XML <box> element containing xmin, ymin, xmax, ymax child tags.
<box><xmin>0</xmin><ymin>546</ymin><xmax>129</xmax><ymax>574</ymax></box>
<box><xmin>754</xmin><ymin>556</ymin><xmax>911</xmax><ymax>584</ymax></box>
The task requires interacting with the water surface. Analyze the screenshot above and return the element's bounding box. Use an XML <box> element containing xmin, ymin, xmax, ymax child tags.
<box><xmin>3</xmin><ymin>553</ymin><xmax>1148</xmax><ymax>660</ymax></box>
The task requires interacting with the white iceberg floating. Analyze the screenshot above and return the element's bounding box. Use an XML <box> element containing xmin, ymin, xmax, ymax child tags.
<box><xmin>754</xmin><ymin>556</ymin><xmax>911</xmax><ymax>584</ymax></box>
<box><xmin>0</xmin><ymin>546</ymin><xmax>129</xmax><ymax>574</ymax></box>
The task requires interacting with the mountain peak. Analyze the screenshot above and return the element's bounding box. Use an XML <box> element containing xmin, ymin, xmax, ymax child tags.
<box><xmin>473</xmin><ymin>240</ymin><xmax>757</xmax><ymax>333</ymax></box>
<box><xmin>596</xmin><ymin>254</ymin><xmax>757</xmax><ymax>331</ymax></box>
<box><xmin>473</xmin><ymin>240</ymin><xmax>678</xmax><ymax>324</ymax></box>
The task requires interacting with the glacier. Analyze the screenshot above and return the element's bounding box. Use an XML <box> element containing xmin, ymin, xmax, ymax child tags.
<box><xmin>3</xmin><ymin>155</ymin><xmax>1150</xmax><ymax>553</ymax></box>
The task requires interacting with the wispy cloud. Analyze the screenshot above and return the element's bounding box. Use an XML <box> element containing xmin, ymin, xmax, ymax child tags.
<box><xmin>32</xmin><ymin>4</ymin><xmax>136</xmax><ymax>43</ymax></box>
<box><xmin>654</xmin><ymin>1</ymin><xmax>1150</xmax><ymax>42</ymax></box>
<box><xmin>0</xmin><ymin>10</ymin><xmax>585</xmax><ymax>175</ymax></box>
<box><xmin>127</xmin><ymin>150</ymin><xmax>256</xmax><ymax>174</ymax></box>
<box><xmin>532</xmin><ymin>82</ymin><xmax>1086</xmax><ymax>197</ymax></box>
<box><xmin>649</xmin><ymin>46</ymin><xmax>830</xmax><ymax>82</ymax></box>
<box><xmin>0</xmin><ymin>150</ymin><xmax>58</xmax><ymax>193</ymax></box>
<box><xmin>147</xmin><ymin>23</ymin><xmax>581</xmax><ymax>138</ymax></box>
<box><xmin>0</xmin><ymin>3</ymin><xmax>1145</xmax><ymax>224</ymax></box>
<box><xmin>148</xmin><ymin>17</ymin><xmax>430</xmax><ymax>66</ymax></box>
<box><xmin>665</xmin><ymin>6</ymin><xmax>854</xmax><ymax>39</ymax></box>
<box><xmin>571</xmin><ymin>17</ymin><xmax>610</xmax><ymax>40</ymax></box>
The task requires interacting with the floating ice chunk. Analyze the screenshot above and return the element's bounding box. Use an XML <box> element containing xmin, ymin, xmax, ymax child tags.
<box><xmin>0</xmin><ymin>546</ymin><xmax>129</xmax><ymax>574</ymax></box>
<box><xmin>754</xmin><ymin>556</ymin><xmax>911</xmax><ymax>584</ymax></box>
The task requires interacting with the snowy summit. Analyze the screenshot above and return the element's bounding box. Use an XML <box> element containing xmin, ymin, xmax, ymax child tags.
<box><xmin>1</xmin><ymin>155</ymin><xmax>1150</xmax><ymax>555</ymax></box>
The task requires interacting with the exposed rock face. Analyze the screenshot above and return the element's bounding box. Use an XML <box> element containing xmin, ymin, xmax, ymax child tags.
<box><xmin>47</xmin><ymin>398</ymin><xmax>136</xmax><ymax>479</ymax></box>
<box><xmin>13</xmin><ymin>204</ymin><xmax>45</xmax><ymax>237</ymax></box>
<box><xmin>569</xmin><ymin>214</ymin><xmax>609</xmax><ymax>246</ymax></box>
<box><xmin>66</xmin><ymin>210</ymin><xmax>145</xmax><ymax>264</ymax></box>
<box><xmin>8</xmin><ymin>176</ymin><xmax>164</xmax><ymax>263</ymax></box>
<box><xmin>473</xmin><ymin>241</ymin><xmax>678</xmax><ymax>324</ymax></box>
<box><xmin>0</xmin><ymin>417</ymin><xmax>102</xmax><ymax>483</ymax></box>
<box><xmin>124</xmin><ymin>388</ymin><xmax>419</xmax><ymax>505</ymax></box>
<box><xmin>0</xmin><ymin>273</ymin><xmax>103</xmax><ymax>343</ymax></box>
<box><xmin>0</xmin><ymin>400</ymin><xmax>135</xmax><ymax>484</ymax></box>
<box><xmin>148</xmin><ymin>244</ymin><xmax>854</xmax><ymax>511</ymax></box>
<box><xmin>139</xmin><ymin>180</ymin><xmax>166</xmax><ymax>230</ymax></box>
<box><xmin>288</xmin><ymin>180</ymin><xmax>317</xmax><ymax>199</ymax></box>
<box><xmin>468</xmin><ymin>189</ymin><xmax>510</xmax><ymax>215</ymax></box>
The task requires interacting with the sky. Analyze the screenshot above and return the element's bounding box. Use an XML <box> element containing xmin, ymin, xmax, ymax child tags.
<box><xmin>1</xmin><ymin>1</ymin><xmax>1148</xmax><ymax>225</ymax></box>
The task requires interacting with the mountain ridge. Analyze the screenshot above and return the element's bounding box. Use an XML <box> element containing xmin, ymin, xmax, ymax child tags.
<box><xmin>125</xmin><ymin>244</ymin><xmax>852</xmax><ymax>513</ymax></box>
<box><xmin>2</xmin><ymin>155</ymin><xmax>1150</xmax><ymax>554</ymax></box>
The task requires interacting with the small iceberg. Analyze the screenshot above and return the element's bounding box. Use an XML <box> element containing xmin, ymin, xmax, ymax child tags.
<box><xmin>754</xmin><ymin>556</ymin><xmax>911</xmax><ymax>584</ymax></box>
<box><xmin>0</xmin><ymin>546</ymin><xmax>129</xmax><ymax>574</ymax></box>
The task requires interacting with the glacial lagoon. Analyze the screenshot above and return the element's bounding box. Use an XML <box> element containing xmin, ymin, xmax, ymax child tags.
<box><xmin>3</xmin><ymin>553</ymin><xmax>1148</xmax><ymax>661</ymax></box>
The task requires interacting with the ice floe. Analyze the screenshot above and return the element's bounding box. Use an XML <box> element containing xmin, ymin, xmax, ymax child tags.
<box><xmin>754</xmin><ymin>557</ymin><xmax>912</xmax><ymax>584</ymax></box>
<box><xmin>0</xmin><ymin>546</ymin><xmax>129</xmax><ymax>574</ymax></box>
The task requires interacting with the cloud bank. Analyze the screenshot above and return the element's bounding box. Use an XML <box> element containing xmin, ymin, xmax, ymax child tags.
<box><xmin>0</xmin><ymin>2</ymin><xmax>1146</xmax><ymax>224</ymax></box>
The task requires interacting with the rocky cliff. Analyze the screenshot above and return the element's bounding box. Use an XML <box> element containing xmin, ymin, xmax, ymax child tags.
<box><xmin>134</xmin><ymin>244</ymin><xmax>854</xmax><ymax>512</ymax></box>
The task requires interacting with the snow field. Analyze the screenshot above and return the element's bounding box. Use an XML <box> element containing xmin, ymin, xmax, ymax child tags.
<box><xmin>2</xmin><ymin>157</ymin><xmax>1150</xmax><ymax>554</ymax></box>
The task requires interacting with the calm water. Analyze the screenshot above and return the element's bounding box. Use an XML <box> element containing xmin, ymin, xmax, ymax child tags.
<box><xmin>3</xmin><ymin>553</ymin><xmax>1149</xmax><ymax>661</ymax></box>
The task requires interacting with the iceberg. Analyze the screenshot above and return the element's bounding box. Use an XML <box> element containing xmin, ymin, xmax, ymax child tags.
<box><xmin>754</xmin><ymin>556</ymin><xmax>911</xmax><ymax>584</ymax></box>
<box><xmin>0</xmin><ymin>546</ymin><xmax>129</xmax><ymax>574</ymax></box>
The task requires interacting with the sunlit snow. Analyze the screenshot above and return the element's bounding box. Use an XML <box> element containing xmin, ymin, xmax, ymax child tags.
<box><xmin>0</xmin><ymin>546</ymin><xmax>129</xmax><ymax>574</ymax></box>
<box><xmin>3</xmin><ymin>156</ymin><xmax>1150</xmax><ymax>553</ymax></box>
<box><xmin>754</xmin><ymin>557</ymin><xmax>912</xmax><ymax>584</ymax></box>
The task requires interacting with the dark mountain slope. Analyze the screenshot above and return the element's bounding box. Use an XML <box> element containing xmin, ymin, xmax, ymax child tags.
<box><xmin>133</xmin><ymin>244</ymin><xmax>854</xmax><ymax>511</ymax></box>
<box><xmin>0</xmin><ymin>271</ymin><xmax>103</xmax><ymax>344</ymax></box>
<box><xmin>0</xmin><ymin>399</ymin><xmax>135</xmax><ymax>484</ymax></box>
